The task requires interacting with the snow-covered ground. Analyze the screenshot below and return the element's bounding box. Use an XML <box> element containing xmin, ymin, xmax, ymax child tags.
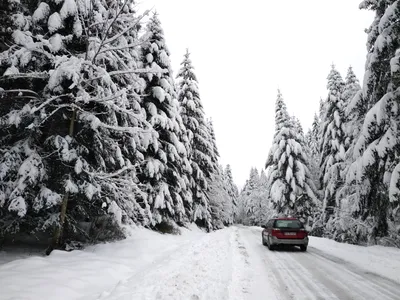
<box><xmin>1</xmin><ymin>226</ymin><xmax>400</xmax><ymax>300</ymax></box>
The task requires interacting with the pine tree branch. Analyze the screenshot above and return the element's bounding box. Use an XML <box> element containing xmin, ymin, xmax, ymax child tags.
<box><xmin>92</xmin><ymin>9</ymin><xmax>150</xmax><ymax>63</ymax></box>
<box><xmin>107</xmin><ymin>68</ymin><xmax>165</xmax><ymax>76</ymax></box>
<box><xmin>31</xmin><ymin>94</ymin><xmax>71</xmax><ymax>113</ymax></box>
<box><xmin>97</xmin><ymin>40</ymin><xmax>146</xmax><ymax>54</ymax></box>
<box><xmin>75</xmin><ymin>105</ymin><xmax>154</xmax><ymax>135</ymax></box>
<box><xmin>91</xmin><ymin>1</ymin><xmax>142</xmax><ymax>63</ymax></box>
<box><xmin>81</xmin><ymin>67</ymin><xmax>167</xmax><ymax>83</ymax></box>
<box><xmin>1</xmin><ymin>72</ymin><xmax>49</xmax><ymax>80</ymax></box>
<box><xmin>84</xmin><ymin>165</ymin><xmax>136</xmax><ymax>180</ymax></box>
<box><xmin>0</xmin><ymin>89</ymin><xmax>41</xmax><ymax>99</ymax></box>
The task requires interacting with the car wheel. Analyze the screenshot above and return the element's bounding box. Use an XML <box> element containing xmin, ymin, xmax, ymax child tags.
<box><xmin>268</xmin><ymin>237</ymin><xmax>275</xmax><ymax>251</ymax></box>
<box><xmin>262</xmin><ymin>236</ymin><xmax>267</xmax><ymax>246</ymax></box>
<box><xmin>300</xmin><ymin>245</ymin><xmax>307</xmax><ymax>252</ymax></box>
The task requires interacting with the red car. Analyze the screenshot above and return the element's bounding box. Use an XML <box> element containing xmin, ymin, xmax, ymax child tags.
<box><xmin>262</xmin><ymin>217</ymin><xmax>309</xmax><ymax>251</ymax></box>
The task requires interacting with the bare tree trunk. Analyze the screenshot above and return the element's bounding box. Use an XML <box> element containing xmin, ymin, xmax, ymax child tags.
<box><xmin>46</xmin><ymin>108</ymin><xmax>76</xmax><ymax>255</ymax></box>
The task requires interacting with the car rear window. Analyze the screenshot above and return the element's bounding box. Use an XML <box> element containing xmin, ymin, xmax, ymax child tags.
<box><xmin>274</xmin><ymin>220</ymin><xmax>303</xmax><ymax>229</ymax></box>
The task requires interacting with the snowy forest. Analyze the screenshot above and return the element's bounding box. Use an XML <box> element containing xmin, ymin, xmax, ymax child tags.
<box><xmin>1</xmin><ymin>0</ymin><xmax>400</xmax><ymax>252</ymax></box>
<box><xmin>238</xmin><ymin>1</ymin><xmax>400</xmax><ymax>247</ymax></box>
<box><xmin>0</xmin><ymin>0</ymin><xmax>239</xmax><ymax>251</ymax></box>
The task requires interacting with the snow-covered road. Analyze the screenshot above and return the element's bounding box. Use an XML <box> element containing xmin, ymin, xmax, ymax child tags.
<box><xmin>1</xmin><ymin>226</ymin><xmax>400</xmax><ymax>300</ymax></box>
<box><xmin>240</xmin><ymin>227</ymin><xmax>400</xmax><ymax>300</ymax></box>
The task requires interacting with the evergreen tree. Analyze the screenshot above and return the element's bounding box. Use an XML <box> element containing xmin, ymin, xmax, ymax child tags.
<box><xmin>246</xmin><ymin>168</ymin><xmax>261</xmax><ymax>225</ymax></box>
<box><xmin>138</xmin><ymin>13</ymin><xmax>193</xmax><ymax>228</ymax></box>
<box><xmin>305</xmin><ymin>114</ymin><xmax>322</xmax><ymax>193</ymax></box>
<box><xmin>237</xmin><ymin>168</ymin><xmax>260</xmax><ymax>225</ymax></box>
<box><xmin>292</xmin><ymin>116</ymin><xmax>304</xmax><ymax>137</ymax></box>
<box><xmin>176</xmin><ymin>49</ymin><xmax>215</xmax><ymax>229</ymax></box>
<box><xmin>344</xmin><ymin>0</ymin><xmax>400</xmax><ymax>242</ymax></box>
<box><xmin>254</xmin><ymin>169</ymin><xmax>271</xmax><ymax>225</ymax></box>
<box><xmin>207</xmin><ymin>118</ymin><xmax>220</xmax><ymax>167</ymax></box>
<box><xmin>343</xmin><ymin>66</ymin><xmax>362</xmax><ymax>149</ymax></box>
<box><xmin>343</xmin><ymin>66</ymin><xmax>361</xmax><ymax>106</ymax></box>
<box><xmin>319</xmin><ymin>65</ymin><xmax>347</xmax><ymax>233</ymax></box>
<box><xmin>306</xmin><ymin>114</ymin><xmax>321</xmax><ymax>158</ymax></box>
<box><xmin>332</xmin><ymin>67</ymin><xmax>364</xmax><ymax>243</ymax></box>
<box><xmin>208</xmin><ymin>167</ymin><xmax>228</xmax><ymax>229</ymax></box>
<box><xmin>206</xmin><ymin>121</ymin><xmax>233</xmax><ymax>229</ymax></box>
<box><xmin>265</xmin><ymin>91</ymin><xmax>318</xmax><ymax>226</ymax></box>
<box><xmin>0</xmin><ymin>0</ymin><xmax>155</xmax><ymax>248</ymax></box>
<box><xmin>224</xmin><ymin>164</ymin><xmax>239</xmax><ymax>222</ymax></box>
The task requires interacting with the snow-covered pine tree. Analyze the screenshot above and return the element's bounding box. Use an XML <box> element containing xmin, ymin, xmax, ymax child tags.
<box><xmin>176</xmin><ymin>49</ymin><xmax>216</xmax><ymax>229</ymax></box>
<box><xmin>246</xmin><ymin>168</ymin><xmax>261</xmax><ymax>225</ymax></box>
<box><xmin>332</xmin><ymin>67</ymin><xmax>364</xmax><ymax>243</ymax></box>
<box><xmin>207</xmin><ymin>166</ymin><xmax>225</xmax><ymax>229</ymax></box>
<box><xmin>0</xmin><ymin>0</ymin><xmax>157</xmax><ymax>248</ymax></box>
<box><xmin>224</xmin><ymin>164</ymin><xmax>239</xmax><ymax>222</ymax></box>
<box><xmin>305</xmin><ymin>114</ymin><xmax>322</xmax><ymax>193</ymax></box>
<box><xmin>303</xmin><ymin>114</ymin><xmax>324</xmax><ymax>234</ymax></box>
<box><xmin>292</xmin><ymin>116</ymin><xmax>304</xmax><ymax>137</ymax></box>
<box><xmin>319</xmin><ymin>97</ymin><xmax>326</xmax><ymax>121</ymax></box>
<box><xmin>237</xmin><ymin>168</ymin><xmax>260</xmax><ymax>225</ymax></box>
<box><xmin>138</xmin><ymin>13</ymin><xmax>193</xmax><ymax>229</ymax></box>
<box><xmin>254</xmin><ymin>169</ymin><xmax>271</xmax><ymax>226</ymax></box>
<box><xmin>319</xmin><ymin>65</ymin><xmax>347</xmax><ymax>235</ymax></box>
<box><xmin>306</xmin><ymin>114</ymin><xmax>321</xmax><ymax>160</ymax></box>
<box><xmin>206</xmin><ymin>118</ymin><xmax>221</xmax><ymax>171</ymax></box>
<box><xmin>235</xmin><ymin>180</ymin><xmax>248</xmax><ymax>224</ymax></box>
<box><xmin>205</xmin><ymin>120</ymin><xmax>233</xmax><ymax>228</ymax></box>
<box><xmin>342</xmin><ymin>66</ymin><xmax>362</xmax><ymax>149</ymax></box>
<box><xmin>344</xmin><ymin>0</ymin><xmax>400</xmax><ymax>243</ymax></box>
<box><xmin>343</xmin><ymin>66</ymin><xmax>361</xmax><ymax>106</ymax></box>
<box><xmin>265</xmin><ymin>91</ymin><xmax>318</xmax><ymax>227</ymax></box>
<box><xmin>208</xmin><ymin>165</ymin><xmax>236</xmax><ymax>229</ymax></box>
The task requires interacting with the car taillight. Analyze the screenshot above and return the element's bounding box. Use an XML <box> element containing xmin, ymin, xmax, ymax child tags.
<box><xmin>298</xmin><ymin>229</ymin><xmax>308</xmax><ymax>238</ymax></box>
<box><xmin>271</xmin><ymin>229</ymin><xmax>281</xmax><ymax>236</ymax></box>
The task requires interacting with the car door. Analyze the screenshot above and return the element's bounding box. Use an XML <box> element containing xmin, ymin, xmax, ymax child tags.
<box><xmin>265</xmin><ymin>220</ymin><xmax>273</xmax><ymax>237</ymax></box>
<box><xmin>262</xmin><ymin>221</ymin><xmax>269</xmax><ymax>236</ymax></box>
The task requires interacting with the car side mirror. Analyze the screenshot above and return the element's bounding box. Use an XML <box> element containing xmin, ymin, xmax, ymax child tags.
<box><xmin>261</xmin><ymin>225</ymin><xmax>266</xmax><ymax>228</ymax></box>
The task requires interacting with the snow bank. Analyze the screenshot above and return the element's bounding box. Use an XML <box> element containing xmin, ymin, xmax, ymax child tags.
<box><xmin>0</xmin><ymin>226</ymin><xmax>205</xmax><ymax>300</ymax></box>
<box><xmin>309</xmin><ymin>236</ymin><xmax>400</xmax><ymax>284</ymax></box>
<box><xmin>0</xmin><ymin>226</ymin><xmax>252</xmax><ymax>300</ymax></box>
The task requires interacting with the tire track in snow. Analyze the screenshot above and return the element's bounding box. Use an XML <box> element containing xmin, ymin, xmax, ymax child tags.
<box><xmin>243</xmin><ymin>227</ymin><xmax>400</xmax><ymax>300</ymax></box>
<box><xmin>228</xmin><ymin>227</ymin><xmax>251</xmax><ymax>298</ymax></box>
<box><xmin>80</xmin><ymin>234</ymin><xmax>202</xmax><ymax>300</ymax></box>
<box><xmin>236</xmin><ymin>226</ymin><xmax>280</xmax><ymax>300</ymax></box>
<box><xmin>305</xmin><ymin>247</ymin><xmax>400</xmax><ymax>300</ymax></box>
<box><xmin>308</xmin><ymin>247</ymin><xmax>400</xmax><ymax>295</ymax></box>
<box><xmin>97</xmin><ymin>227</ymin><xmax>250</xmax><ymax>300</ymax></box>
<box><xmin>277</xmin><ymin>250</ymin><xmax>352</xmax><ymax>299</ymax></box>
<box><xmin>272</xmin><ymin>250</ymin><xmax>339</xmax><ymax>300</ymax></box>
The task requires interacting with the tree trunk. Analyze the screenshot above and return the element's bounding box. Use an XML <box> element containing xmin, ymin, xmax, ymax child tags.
<box><xmin>47</xmin><ymin>108</ymin><xmax>76</xmax><ymax>255</ymax></box>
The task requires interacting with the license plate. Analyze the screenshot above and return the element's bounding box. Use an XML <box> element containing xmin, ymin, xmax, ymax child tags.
<box><xmin>284</xmin><ymin>232</ymin><xmax>296</xmax><ymax>236</ymax></box>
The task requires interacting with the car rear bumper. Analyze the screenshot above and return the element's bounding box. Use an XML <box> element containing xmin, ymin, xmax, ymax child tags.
<box><xmin>270</xmin><ymin>236</ymin><xmax>309</xmax><ymax>246</ymax></box>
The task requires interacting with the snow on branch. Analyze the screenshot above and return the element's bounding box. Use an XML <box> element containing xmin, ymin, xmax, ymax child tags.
<box><xmin>84</xmin><ymin>164</ymin><xmax>136</xmax><ymax>180</ymax></box>
<box><xmin>30</xmin><ymin>94</ymin><xmax>72</xmax><ymax>113</ymax></box>
<box><xmin>91</xmin><ymin>6</ymin><xmax>150</xmax><ymax>63</ymax></box>
<box><xmin>82</xmin><ymin>67</ymin><xmax>167</xmax><ymax>83</ymax></box>
<box><xmin>98</xmin><ymin>41</ymin><xmax>146</xmax><ymax>55</ymax></box>
<box><xmin>78</xmin><ymin>108</ymin><xmax>153</xmax><ymax>135</ymax></box>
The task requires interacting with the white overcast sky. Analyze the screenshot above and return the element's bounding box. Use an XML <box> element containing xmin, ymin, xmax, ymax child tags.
<box><xmin>139</xmin><ymin>0</ymin><xmax>374</xmax><ymax>189</ymax></box>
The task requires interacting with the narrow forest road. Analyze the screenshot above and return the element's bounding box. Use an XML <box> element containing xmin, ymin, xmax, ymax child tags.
<box><xmin>1</xmin><ymin>226</ymin><xmax>400</xmax><ymax>300</ymax></box>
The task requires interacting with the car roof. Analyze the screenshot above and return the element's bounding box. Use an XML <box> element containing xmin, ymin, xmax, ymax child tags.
<box><xmin>273</xmin><ymin>217</ymin><xmax>299</xmax><ymax>220</ymax></box>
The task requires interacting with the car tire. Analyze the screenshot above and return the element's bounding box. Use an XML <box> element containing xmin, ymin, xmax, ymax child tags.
<box><xmin>262</xmin><ymin>236</ymin><xmax>267</xmax><ymax>246</ymax></box>
<box><xmin>300</xmin><ymin>245</ymin><xmax>307</xmax><ymax>252</ymax></box>
<box><xmin>267</xmin><ymin>237</ymin><xmax>275</xmax><ymax>251</ymax></box>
